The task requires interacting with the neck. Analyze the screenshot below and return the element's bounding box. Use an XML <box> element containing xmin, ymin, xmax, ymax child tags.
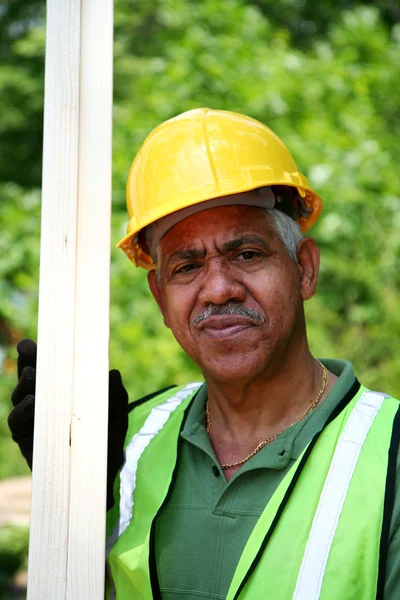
<box><xmin>206</xmin><ymin>351</ymin><xmax>323</xmax><ymax>426</ymax></box>
<box><xmin>204</xmin><ymin>351</ymin><xmax>337</xmax><ymax>479</ymax></box>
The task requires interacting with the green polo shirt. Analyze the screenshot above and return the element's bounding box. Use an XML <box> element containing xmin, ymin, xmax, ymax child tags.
<box><xmin>155</xmin><ymin>360</ymin><xmax>400</xmax><ymax>599</ymax></box>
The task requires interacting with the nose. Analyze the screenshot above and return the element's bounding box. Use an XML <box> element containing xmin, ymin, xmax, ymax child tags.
<box><xmin>197</xmin><ymin>259</ymin><xmax>246</xmax><ymax>305</ymax></box>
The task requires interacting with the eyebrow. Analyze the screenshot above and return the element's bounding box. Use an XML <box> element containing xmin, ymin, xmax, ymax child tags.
<box><xmin>165</xmin><ymin>235</ymin><xmax>271</xmax><ymax>268</ymax></box>
<box><xmin>166</xmin><ymin>247</ymin><xmax>206</xmax><ymax>267</ymax></box>
<box><xmin>221</xmin><ymin>235</ymin><xmax>272</xmax><ymax>253</ymax></box>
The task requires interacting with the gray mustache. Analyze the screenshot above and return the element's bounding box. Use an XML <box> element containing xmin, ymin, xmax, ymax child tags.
<box><xmin>193</xmin><ymin>303</ymin><xmax>265</xmax><ymax>325</ymax></box>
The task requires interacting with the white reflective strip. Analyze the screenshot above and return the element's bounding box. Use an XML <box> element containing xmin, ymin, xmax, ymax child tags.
<box><xmin>293</xmin><ymin>391</ymin><xmax>385</xmax><ymax>600</ymax></box>
<box><xmin>106</xmin><ymin>382</ymin><xmax>202</xmax><ymax>558</ymax></box>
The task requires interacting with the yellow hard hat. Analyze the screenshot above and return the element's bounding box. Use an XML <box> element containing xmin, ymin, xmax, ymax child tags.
<box><xmin>117</xmin><ymin>108</ymin><xmax>322</xmax><ymax>269</ymax></box>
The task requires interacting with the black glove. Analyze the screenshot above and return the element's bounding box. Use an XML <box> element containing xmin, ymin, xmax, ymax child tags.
<box><xmin>8</xmin><ymin>338</ymin><xmax>36</xmax><ymax>469</ymax></box>
<box><xmin>107</xmin><ymin>369</ymin><xmax>129</xmax><ymax>510</ymax></box>
<box><xmin>8</xmin><ymin>339</ymin><xmax>129</xmax><ymax>511</ymax></box>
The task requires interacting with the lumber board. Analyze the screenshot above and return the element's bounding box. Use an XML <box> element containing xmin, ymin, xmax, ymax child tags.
<box><xmin>27</xmin><ymin>0</ymin><xmax>113</xmax><ymax>597</ymax></box>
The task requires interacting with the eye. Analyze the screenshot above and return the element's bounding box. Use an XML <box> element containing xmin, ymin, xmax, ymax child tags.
<box><xmin>236</xmin><ymin>250</ymin><xmax>261</xmax><ymax>261</ymax></box>
<box><xmin>175</xmin><ymin>263</ymin><xmax>199</xmax><ymax>275</ymax></box>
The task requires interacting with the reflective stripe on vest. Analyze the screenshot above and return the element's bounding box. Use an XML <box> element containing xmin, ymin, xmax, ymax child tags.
<box><xmin>106</xmin><ymin>382</ymin><xmax>202</xmax><ymax>557</ymax></box>
<box><xmin>293</xmin><ymin>391</ymin><xmax>385</xmax><ymax>600</ymax></box>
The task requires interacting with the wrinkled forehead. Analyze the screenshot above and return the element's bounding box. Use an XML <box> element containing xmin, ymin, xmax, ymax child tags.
<box><xmin>143</xmin><ymin>188</ymin><xmax>276</xmax><ymax>260</ymax></box>
<box><xmin>156</xmin><ymin>204</ymin><xmax>279</xmax><ymax>260</ymax></box>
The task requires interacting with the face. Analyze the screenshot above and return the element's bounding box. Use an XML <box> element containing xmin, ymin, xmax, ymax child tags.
<box><xmin>148</xmin><ymin>205</ymin><xmax>319</xmax><ymax>384</ymax></box>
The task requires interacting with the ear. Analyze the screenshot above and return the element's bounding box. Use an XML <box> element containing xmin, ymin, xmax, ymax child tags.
<box><xmin>147</xmin><ymin>270</ymin><xmax>170</xmax><ymax>328</ymax></box>
<box><xmin>296</xmin><ymin>237</ymin><xmax>320</xmax><ymax>301</ymax></box>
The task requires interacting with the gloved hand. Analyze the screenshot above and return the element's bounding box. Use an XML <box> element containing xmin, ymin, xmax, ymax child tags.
<box><xmin>8</xmin><ymin>339</ymin><xmax>129</xmax><ymax>511</ymax></box>
<box><xmin>8</xmin><ymin>338</ymin><xmax>36</xmax><ymax>468</ymax></box>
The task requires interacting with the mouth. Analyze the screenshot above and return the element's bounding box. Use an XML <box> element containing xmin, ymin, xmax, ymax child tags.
<box><xmin>195</xmin><ymin>315</ymin><xmax>259</xmax><ymax>339</ymax></box>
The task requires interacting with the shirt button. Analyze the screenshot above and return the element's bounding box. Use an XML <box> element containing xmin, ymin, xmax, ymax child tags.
<box><xmin>212</xmin><ymin>466</ymin><xmax>220</xmax><ymax>477</ymax></box>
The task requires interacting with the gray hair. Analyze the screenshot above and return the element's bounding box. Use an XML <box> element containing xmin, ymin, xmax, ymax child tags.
<box><xmin>262</xmin><ymin>208</ymin><xmax>303</xmax><ymax>262</ymax></box>
<box><xmin>155</xmin><ymin>208</ymin><xmax>303</xmax><ymax>281</ymax></box>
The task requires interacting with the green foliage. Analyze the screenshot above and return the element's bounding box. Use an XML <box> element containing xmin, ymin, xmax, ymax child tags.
<box><xmin>1</xmin><ymin>0</ymin><xmax>400</xmax><ymax>479</ymax></box>
<box><xmin>0</xmin><ymin>525</ymin><xmax>29</xmax><ymax>594</ymax></box>
<box><xmin>0</xmin><ymin>1</ymin><xmax>45</xmax><ymax>187</ymax></box>
<box><xmin>0</xmin><ymin>184</ymin><xmax>40</xmax><ymax>332</ymax></box>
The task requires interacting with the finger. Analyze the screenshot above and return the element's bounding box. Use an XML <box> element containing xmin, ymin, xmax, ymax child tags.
<box><xmin>108</xmin><ymin>370</ymin><xmax>129</xmax><ymax>429</ymax></box>
<box><xmin>11</xmin><ymin>366</ymin><xmax>36</xmax><ymax>407</ymax></box>
<box><xmin>109</xmin><ymin>369</ymin><xmax>125</xmax><ymax>391</ymax></box>
<box><xmin>109</xmin><ymin>370</ymin><xmax>128</xmax><ymax>404</ymax></box>
<box><xmin>8</xmin><ymin>395</ymin><xmax>35</xmax><ymax>434</ymax></box>
<box><xmin>17</xmin><ymin>339</ymin><xmax>37</xmax><ymax>379</ymax></box>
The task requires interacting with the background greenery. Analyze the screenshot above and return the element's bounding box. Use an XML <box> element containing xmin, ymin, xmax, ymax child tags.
<box><xmin>0</xmin><ymin>0</ymin><xmax>399</xmax><ymax>541</ymax></box>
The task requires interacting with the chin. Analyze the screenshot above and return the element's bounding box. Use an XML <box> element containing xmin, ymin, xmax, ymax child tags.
<box><xmin>200</xmin><ymin>356</ymin><xmax>268</xmax><ymax>384</ymax></box>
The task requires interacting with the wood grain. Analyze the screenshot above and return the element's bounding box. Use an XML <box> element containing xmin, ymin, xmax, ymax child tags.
<box><xmin>27</xmin><ymin>1</ymin><xmax>113</xmax><ymax>597</ymax></box>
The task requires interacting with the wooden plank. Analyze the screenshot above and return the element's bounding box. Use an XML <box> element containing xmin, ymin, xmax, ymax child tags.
<box><xmin>67</xmin><ymin>0</ymin><xmax>113</xmax><ymax>596</ymax></box>
<box><xmin>27</xmin><ymin>0</ymin><xmax>113</xmax><ymax>597</ymax></box>
<box><xmin>27</xmin><ymin>1</ymin><xmax>81</xmax><ymax>596</ymax></box>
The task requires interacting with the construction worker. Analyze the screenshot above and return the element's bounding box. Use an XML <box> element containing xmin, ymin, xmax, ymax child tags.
<box><xmin>9</xmin><ymin>108</ymin><xmax>400</xmax><ymax>599</ymax></box>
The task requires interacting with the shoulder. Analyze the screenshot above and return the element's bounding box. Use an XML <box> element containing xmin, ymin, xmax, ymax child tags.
<box><xmin>125</xmin><ymin>382</ymin><xmax>203</xmax><ymax>442</ymax></box>
<box><xmin>128</xmin><ymin>385</ymin><xmax>178</xmax><ymax>413</ymax></box>
<box><xmin>128</xmin><ymin>382</ymin><xmax>203</xmax><ymax>417</ymax></box>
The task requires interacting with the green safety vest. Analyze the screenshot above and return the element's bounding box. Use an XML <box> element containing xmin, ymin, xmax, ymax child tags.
<box><xmin>106</xmin><ymin>382</ymin><xmax>400</xmax><ymax>600</ymax></box>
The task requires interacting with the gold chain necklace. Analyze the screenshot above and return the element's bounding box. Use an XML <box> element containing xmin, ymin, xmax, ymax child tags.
<box><xmin>206</xmin><ymin>360</ymin><xmax>328</xmax><ymax>470</ymax></box>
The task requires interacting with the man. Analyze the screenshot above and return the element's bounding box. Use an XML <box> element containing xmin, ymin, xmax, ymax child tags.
<box><xmin>9</xmin><ymin>108</ymin><xmax>400</xmax><ymax>599</ymax></box>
